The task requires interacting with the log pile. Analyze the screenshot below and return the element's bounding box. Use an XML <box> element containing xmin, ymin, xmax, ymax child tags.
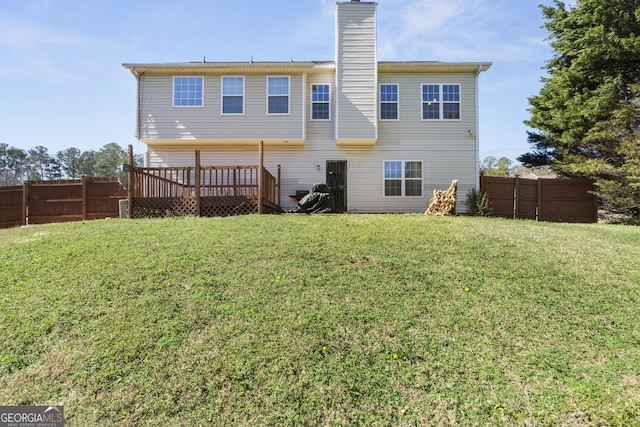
<box><xmin>425</xmin><ymin>179</ymin><xmax>458</xmax><ymax>216</ymax></box>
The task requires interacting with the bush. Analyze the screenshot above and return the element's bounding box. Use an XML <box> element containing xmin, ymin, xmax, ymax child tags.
<box><xmin>464</xmin><ymin>188</ymin><xmax>492</xmax><ymax>216</ymax></box>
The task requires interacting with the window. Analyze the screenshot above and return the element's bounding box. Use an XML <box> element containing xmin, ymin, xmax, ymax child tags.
<box><xmin>268</xmin><ymin>76</ymin><xmax>289</xmax><ymax>114</ymax></box>
<box><xmin>380</xmin><ymin>84</ymin><xmax>399</xmax><ymax>120</ymax></box>
<box><xmin>311</xmin><ymin>84</ymin><xmax>330</xmax><ymax>120</ymax></box>
<box><xmin>173</xmin><ymin>76</ymin><xmax>203</xmax><ymax>107</ymax></box>
<box><xmin>422</xmin><ymin>84</ymin><xmax>460</xmax><ymax>120</ymax></box>
<box><xmin>222</xmin><ymin>76</ymin><xmax>244</xmax><ymax>114</ymax></box>
<box><xmin>384</xmin><ymin>160</ymin><xmax>423</xmax><ymax>197</ymax></box>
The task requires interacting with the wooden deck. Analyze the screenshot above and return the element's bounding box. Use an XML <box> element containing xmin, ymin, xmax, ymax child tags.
<box><xmin>126</xmin><ymin>148</ymin><xmax>283</xmax><ymax>218</ymax></box>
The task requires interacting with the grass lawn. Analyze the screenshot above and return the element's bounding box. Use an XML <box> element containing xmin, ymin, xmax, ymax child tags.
<box><xmin>1</xmin><ymin>214</ymin><xmax>639</xmax><ymax>426</ymax></box>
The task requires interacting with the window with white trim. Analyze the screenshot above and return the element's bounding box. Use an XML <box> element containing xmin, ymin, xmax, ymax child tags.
<box><xmin>383</xmin><ymin>160</ymin><xmax>423</xmax><ymax>197</ymax></box>
<box><xmin>268</xmin><ymin>76</ymin><xmax>290</xmax><ymax>114</ymax></box>
<box><xmin>222</xmin><ymin>76</ymin><xmax>244</xmax><ymax>114</ymax></box>
<box><xmin>421</xmin><ymin>84</ymin><xmax>460</xmax><ymax>120</ymax></box>
<box><xmin>380</xmin><ymin>84</ymin><xmax>399</xmax><ymax>120</ymax></box>
<box><xmin>311</xmin><ymin>84</ymin><xmax>330</xmax><ymax>120</ymax></box>
<box><xmin>173</xmin><ymin>76</ymin><xmax>203</xmax><ymax>107</ymax></box>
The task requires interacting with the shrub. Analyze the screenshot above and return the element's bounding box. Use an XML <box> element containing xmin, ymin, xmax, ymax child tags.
<box><xmin>464</xmin><ymin>188</ymin><xmax>492</xmax><ymax>216</ymax></box>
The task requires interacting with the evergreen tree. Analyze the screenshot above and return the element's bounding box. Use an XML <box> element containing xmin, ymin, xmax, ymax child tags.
<box><xmin>56</xmin><ymin>147</ymin><xmax>83</xmax><ymax>179</ymax></box>
<box><xmin>78</xmin><ymin>150</ymin><xmax>98</xmax><ymax>177</ymax></box>
<box><xmin>96</xmin><ymin>143</ymin><xmax>127</xmax><ymax>177</ymax></box>
<box><xmin>520</xmin><ymin>0</ymin><xmax>640</xmax><ymax>218</ymax></box>
<box><xmin>26</xmin><ymin>146</ymin><xmax>52</xmax><ymax>181</ymax></box>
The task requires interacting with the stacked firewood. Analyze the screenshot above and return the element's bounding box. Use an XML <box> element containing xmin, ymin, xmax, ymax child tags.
<box><xmin>425</xmin><ymin>179</ymin><xmax>458</xmax><ymax>216</ymax></box>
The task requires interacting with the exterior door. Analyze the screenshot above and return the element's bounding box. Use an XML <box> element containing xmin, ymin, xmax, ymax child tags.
<box><xmin>326</xmin><ymin>160</ymin><xmax>347</xmax><ymax>212</ymax></box>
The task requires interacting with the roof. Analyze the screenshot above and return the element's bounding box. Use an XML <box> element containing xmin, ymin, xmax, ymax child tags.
<box><xmin>122</xmin><ymin>60</ymin><xmax>492</xmax><ymax>76</ymax></box>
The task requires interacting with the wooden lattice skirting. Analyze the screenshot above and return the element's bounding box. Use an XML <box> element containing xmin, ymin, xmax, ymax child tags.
<box><xmin>131</xmin><ymin>196</ymin><xmax>282</xmax><ymax>218</ymax></box>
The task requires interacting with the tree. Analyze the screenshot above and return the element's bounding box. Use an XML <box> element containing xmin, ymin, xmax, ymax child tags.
<box><xmin>96</xmin><ymin>143</ymin><xmax>127</xmax><ymax>177</ymax></box>
<box><xmin>5</xmin><ymin>146</ymin><xmax>28</xmax><ymax>185</ymax></box>
<box><xmin>56</xmin><ymin>147</ymin><xmax>83</xmax><ymax>179</ymax></box>
<box><xmin>480</xmin><ymin>156</ymin><xmax>514</xmax><ymax>176</ymax></box>
<box><xmin>78</xmin><ymin>150</ymin><xmax>98</xmax><ymax>177</ymax></box>
<box><xmin>520</xmin><ymin>0</ymin><xmax>640</xmax><ymax>219</ymax></box>
<box><xmin>26</xmin><ymin>146</ymin><xmax>53</xmax><ymax>181</ymax></box>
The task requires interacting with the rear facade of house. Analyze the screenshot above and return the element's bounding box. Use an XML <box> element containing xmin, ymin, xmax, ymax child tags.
<box><xmin>123</xmin><ymin>1</ymin><xmax>491</xmax><ymax>213</ymax></box>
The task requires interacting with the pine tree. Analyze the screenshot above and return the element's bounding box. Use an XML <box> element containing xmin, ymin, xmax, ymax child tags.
<box><xmin>520</xmin><ymin>0</ymin><xmax>640</xmax><ymax>219</ymax></box>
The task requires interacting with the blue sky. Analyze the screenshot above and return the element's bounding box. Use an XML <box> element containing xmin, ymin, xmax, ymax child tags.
<box><xmin>0</xmin><ymin>0</ymin><xmax>575</xmax><ymax>161</ymax></box>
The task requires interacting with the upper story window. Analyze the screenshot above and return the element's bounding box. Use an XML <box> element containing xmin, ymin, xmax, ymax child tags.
<box><xmin>380</xmin><ymin>84</ymin><xmax>399</xmax><ymax>120</ymax></box>
<box><xmin>422</xmin><ymin>84</ymin><xmax>460</xmax><ymax>120</ymax></box>
<box><xmin>383</xmin><ymin>160</ymin><xmax>423</xmax><ymax>197</ymax></box>
<box><xmin>311</xmin><ymin>84</ymin><xmax>330</xmax><ymax>120</ymax></box>
<box><xmin>222</xmin><ymin>76</ymin><xmax>244</xmax><ymax>114</ymax></box>
<box><xmin>268</xmin><ymin>76</ymin><xmax>290</xmax><ymax>114</ymax></box>
<box><xmin>173</xmin><ymin>76</ymin><xmax>203</xmax><ymax>107</ymax></box>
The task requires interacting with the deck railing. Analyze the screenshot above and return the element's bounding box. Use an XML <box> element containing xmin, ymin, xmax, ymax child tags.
<box><xmin>125</xmin><ymin>145</ymin><xmax>281</xmax><ymax>218</ymax></box>
<box><xmin>130</xmin><ymin>165</ymin><xmax>276</xmax><ymax>202</ymax></box>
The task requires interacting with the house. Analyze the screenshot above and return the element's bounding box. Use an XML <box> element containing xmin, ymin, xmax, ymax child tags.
<box><xmin>122</xmin><ymin>0</ymin><xmax>491</xmax><ymax>213</ymax></box>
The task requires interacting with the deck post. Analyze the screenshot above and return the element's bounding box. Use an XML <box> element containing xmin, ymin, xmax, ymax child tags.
<box><xmin>258</xmin><ymin>140</ymin><xmax>264</xmax><ymax>214</ymax></box>
<box><xmin>195</xmin><ymin>150</ymin><xmax>201</xmax><ymax>216</ymax></box>
<box><xmin>127</xmin><ymin>145</ymin><xmax>134</xmax><ymax>219</ymax></box>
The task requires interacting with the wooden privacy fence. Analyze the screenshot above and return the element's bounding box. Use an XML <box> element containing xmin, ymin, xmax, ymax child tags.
<box><xmin>0</xmin><ymin>177</ymin><xmax>126</xmax><ymax>228</ymax></box>
<box><xmin>126</xmin><ymin>148</ymin><xmax>282</xmax><ymax>218</ymax></box>
<box><xmin>480</xmin><ymin>175</ymin><xmax>598</xmax><ymax>223</ymax></box>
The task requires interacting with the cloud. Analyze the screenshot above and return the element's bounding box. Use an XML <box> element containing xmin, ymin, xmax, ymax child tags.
<box><xmin>0</xmin><ymin>18</ymin><xmax>92</xmax><ymax>50</ymax></box>
<box><xmin>377</xmin><ymin>0</ymin><xmax>550</xmax><ymax>63</ymax></box>
<box><xmin>291</xmin><ymin>0</ymin><xmax>335</xmax><ymax>59</ymax></box>
<box><xmin>0</xmin><ymin>17</ymin><xmax>98</xmax><ymax>81</ymax></box>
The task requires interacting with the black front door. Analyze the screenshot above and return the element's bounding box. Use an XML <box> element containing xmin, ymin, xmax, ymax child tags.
<box><xmin>326</xmin><ymin>160</ymin><xmax>347</xmax><ymax>212</ymax></box>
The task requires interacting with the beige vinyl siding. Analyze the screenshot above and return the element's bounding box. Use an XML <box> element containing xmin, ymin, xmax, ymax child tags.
<box><xmin>147</xmin><ymin>142</ymin><xmax>475</xmax><ymax>213</ymax></box>
<box><xmin>377</xmin><ymin>73</ymin><xmax>478</xmax><ymax>142</ymax></box>
<box><xmin>143</xmin><ymin>69</ymin><xmax>481</xmax><ymax>213</ymax></box>
<box><xmin>306</xmin><ymin>71</ymin><xmax>335</xmax><ymax>142</ymax></box>
<box><xmin>335</xmin><ymin>2</ymin><xmax>377</xmax><ymax>142</ymax></box>
<box><xmin>139</xmin><ymin>74</ymin><xmax>304</xmax><ymax>142</ymax></box>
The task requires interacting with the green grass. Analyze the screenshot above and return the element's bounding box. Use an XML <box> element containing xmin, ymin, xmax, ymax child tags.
<box><xmin>1</xmin><ymin>214</ymin><xmax>639</xmax><ymax>426</ymax></box>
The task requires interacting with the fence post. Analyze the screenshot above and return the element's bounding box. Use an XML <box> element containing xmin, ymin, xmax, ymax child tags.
<box><xmin>22</xmin><ymin>182</ymin><xmax>29</xmax><ymax>226</ymax></box>
<box><xmin>536</xmin><ymin>178</ymin><xmax>542</xmax><ymax>221</ymax></box>
<box><xmin>82</xmin><ymin>175</ymin><xmax>88</xmax><ymax>221</ymax></box>
<box><xmin>277</xmin><ymin>164</ymin><xmax>281</xmax><ymax>206</ymax></box>
<box><xmin>513</xmin><ymin>177</ymin><xmax>519</xmax><ymax>219</ymax></box>
<box><xmin>258</xmin><ymin>140</ymin><xmax>264</xmax><ymax>214</ymax></box>
<box><xmin>195</xmin><ymin>150</ymin><xmax>201</xmax><ymax>216</ymax></box>
<box><xmin>591</xmin><ymin>182</ymin><xmax>598</xmax><ymax>223</ymax></box>
<box><xmin>127</xmin><ymin>145</ymin><xmax>134</xmax><ymax>219</ymax></box>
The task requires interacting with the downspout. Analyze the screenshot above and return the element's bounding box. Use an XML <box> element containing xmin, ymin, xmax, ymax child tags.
<box><xmin>302</xmin><ymin>72</ymin><xmax>307</xmax><ymax>142</ymax></box>
<box><xmin>135</xmin><ymin>69</ymin><xmax>145</xmax><ymax>143</ymax></box>
<box><xmin>474</xmin><ymin>64</ymin><xmax>482</xmax><ymax>190</ymax></box>
<box><xmin>130</xmin><ymin>67</ymin><xmax>147</xmax><ymax>167</ymax></box>
<box><xmin>127</xmin><ymin>67</ymin><xmax>144</xmax><ymax>141</ymax></box>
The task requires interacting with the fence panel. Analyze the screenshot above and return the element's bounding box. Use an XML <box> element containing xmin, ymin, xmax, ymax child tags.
<box><xmin>516</xmin><ymin>179</ymin><xmax>538</xmax><ymax>221</ymax></box>
<box><xmin>0</xmin><ymin>186</ymin><xmax>23</xmax><ymax>228</ymax></box>
<box><xmin>26</xmin><ymin>180</ymin><xmax>84</xmax><ymax>224</ymax></box>
<box><xmin>0</xmin><ymin>178</ymin><xmax>126</xmax><ymax>228</ymax></box>
<box><xmin>480</xmin><ymin>176</ymin><xmax>597</xmax><ymax>223</ymax></box>
<box><xmin>479</xmin><ymin>176</ymin><xmax>515</xmax><ymax>218</ymax></box>
<box><xmin>539</xmin><ymin>179</ymin><xmax>597</xmax><ymax>223</ymax></box>
<box><xmin>86</xmin><ymin>177</ymin><xmax>128</xmax><ymax>220</ymax></box>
